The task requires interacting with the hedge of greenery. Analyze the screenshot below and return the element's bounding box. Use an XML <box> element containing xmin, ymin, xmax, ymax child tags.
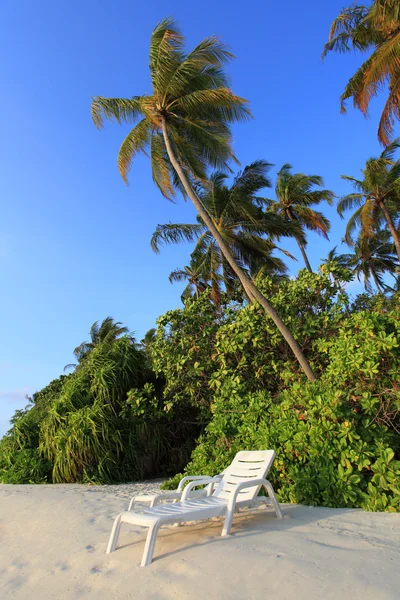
<box><xmin>1</xmin><ymin>272</ymin><xmax>399</xmax><ymax>511</ymax></box>
<box><xmin>158</xmin><ymin>274</ymin><xmax>400</xmax><ymax>512</ymax></box>
<box><xmin>0</xmin><ymin>337</ymin><xmax>200</xmax><ymax>484</ymax></box>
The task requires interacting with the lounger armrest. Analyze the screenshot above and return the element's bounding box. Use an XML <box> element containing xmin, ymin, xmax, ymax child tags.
<box><xmin>177</xmin><ymin>475</ymin><xmax>211</xmax><ymax>492</ymax></box>
<box><xmin>227</xmin><ymin>478</ymin><xmax>271</xmax><ymax>511</ymax></box>
<box><xmin>181</xmin><ymin>477</ymin><xmax>221</xmax><ymax>501</ymax></box>
<box><xmin>177</xmin><ymin>473</ymin><xmax>223</xmax><ymax>491</ymax></box>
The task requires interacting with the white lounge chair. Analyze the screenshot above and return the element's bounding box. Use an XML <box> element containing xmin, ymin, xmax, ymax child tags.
<box><xmin>107</xmin><ymin>450</ymin><xmax>282</xmax><ymax>566</ymax></box>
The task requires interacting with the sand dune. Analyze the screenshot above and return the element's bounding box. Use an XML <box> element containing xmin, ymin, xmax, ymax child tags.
<box><xmin>1</xmin><ymin>482</ymin><xmax>399</xmax><ymax>599</ymax></box>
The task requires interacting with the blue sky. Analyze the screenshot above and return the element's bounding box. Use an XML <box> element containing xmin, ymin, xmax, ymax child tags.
<box><xmin>0</xmin><ymin>0</ymin><xmax>389</xmax><ymax>436</ymax></box>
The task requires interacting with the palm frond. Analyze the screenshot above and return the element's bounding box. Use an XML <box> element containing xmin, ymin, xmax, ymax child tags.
<box><xmin>118</xmin><ymin>119</ymin><xmax>151</xmax><ymax>183</ymax></box>
<box><xmin>91</xmin><ymin>97</ymin><xmax>145</xmax><ymax>129</ymax></box>
<box><xmin>151</xmin><ymin>222</ymin><xmax>205</xmax><ymax>253</ymax></box>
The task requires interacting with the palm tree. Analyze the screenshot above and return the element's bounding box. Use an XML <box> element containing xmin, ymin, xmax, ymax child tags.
<box><xmin>341</xmin><ymin>231</ymin><xmax>399</xmax><ymax>293</ymax></box>
<box><xmin>91</xmin><ymin>19</ymin><xmax>316</xmax><ymax>380</ymax></box>
<box><xmin>169</xmin><ymin>255</ymin><xmax>213</xmax><ymax>302</ymax></box>
<box><xmin>151</xmin><ymin>162</ymin><xmax>296</xmax><ymax>300</ymax></box>
<box><xmin>265</xmin><ymin>164</ymin><xmax>334</xmax><ymax>273</ymax></box>
<box><xmin>320</xmin><ymin>247</ymin><xmax>354</xmax><ymax>313</ymax></box>
<box><xmin>338</xmin><ymin>140</ymin><xmax>400</xmax><ymax>260</ymax></box>
<box><xmin>64</xmin><ymin>317</ymin><xmax>130</xmax><ymax>371</ymax></box>
<box><xmin>320</xmin><ymin>246</ymin><xmax>353</xmax><ymax>287</ymax></box>
<box><xmin>140</xmin><ymin>328</ymin><xmax>157</xmax><ymax>354</ymax></box>
<box><xmin>323</xmin><ymin>1</ymin><xmax>400</xmax><ymax>145</ymax></box>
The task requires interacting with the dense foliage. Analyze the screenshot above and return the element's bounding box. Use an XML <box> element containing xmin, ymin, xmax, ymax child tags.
<box><xmin>161</xmin><ymin>274</ymin><xmax>400</xmax><ymax>512</ymax></box>
<box><xmin>0</xmin><ymin>335</ymin><xmax>201</xmax><ymax>484</ymax></box>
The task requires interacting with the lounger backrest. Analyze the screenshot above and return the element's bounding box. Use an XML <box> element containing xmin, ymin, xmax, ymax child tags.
<box><xmin>213</xmin><ymin>450</ymin><xmax>275</xmax><ymax>502</ymax></box>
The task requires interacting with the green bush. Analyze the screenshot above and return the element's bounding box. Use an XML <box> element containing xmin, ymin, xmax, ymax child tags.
<box><xmin>0</xmin><ymin>335</ymin><xmax>201</xmax><ymax>484</ymax></box>
<box><xmin>0</xmin><ymin>444</ymin><xmax>52</xmax><ymax>484</ymax></box>
<box><xmin>163</xmin><ymin>280</ymin><xmax>400</xmax><ymax>512</ymax></box>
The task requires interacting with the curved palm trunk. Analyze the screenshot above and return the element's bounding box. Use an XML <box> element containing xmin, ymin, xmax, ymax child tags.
<box><xmin>287</xmin><ymin>211</ymin><xmax>313</xmax><ymax>273</ymax></box>
<box><xmin>296</xmin><ymin>240</ymin><xmax>313</xmax><ymax>273</ymax></box>
<box><xmin>161</xmin><ymin>119</ymin><xmax>316</xmax><ymax>382</ymax></box>
<box><xmin>371</xmin><ymin>268</ymin><xmax>383</xmax><ymax>293</ymax></box>
<box><xmin>379</xmin><ymin>201</ymin><xmax>400</xmax><ymax>262</ymax></box>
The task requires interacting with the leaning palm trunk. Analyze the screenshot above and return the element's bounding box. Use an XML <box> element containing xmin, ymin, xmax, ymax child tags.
<box><xmin>287</xmin><ymin>210</ymin><xmax>313</xmax><ymax>273</ymax></box>
<box><xmin>295</xmin><ymin>238</ymin><xmax>313</xmax><ymax>273</ymax></box>
<box><xmin>379</xmin><ymin>201</ymin><xmax>400</xmax><ymax>262</ymax></box>
<box><xmin>296</xmin><ymin>241</ymin><xmax>313</xmax><ymax>272</ymax></box>
<box><xmin>161</xmin><ymin>119</ymin><xmax>316</xmax><ymax>381</ymax></box>
<box><xmin>371</xmin><ymin>268</ymin><xmax>383</xmax><ymax>293</ymax></box>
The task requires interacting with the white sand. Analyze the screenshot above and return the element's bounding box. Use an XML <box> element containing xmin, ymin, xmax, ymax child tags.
<box><xmin>1</xmin><ymin>482</ymin><xmax>399</xmax><ymax>599</ymax></box>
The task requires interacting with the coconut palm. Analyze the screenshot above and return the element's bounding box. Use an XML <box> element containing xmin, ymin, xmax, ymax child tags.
<box><xmin>140</xmin><ymin>328</ymin><xmax>157</xmax><ymax>354</ymax></box>
<box><xmin>338</xmin><ymin>140</ymin><xmax>400</xmax><ymax>260</ymax></box>
<box><xmin>320</xmin><ymin>247</ymin><xmax>354</xmax><ymax>314</ymax></box>
<box><xmin>265</xmin><ymin>164</ymin><xmax>334</xmax><ymax>272</ymax></box>
<box><xmin>151</xmin><ymin>161</ymin><xmax>297</xmax><ymax>300</ymax></box>
<box><xmin>169</xmin><ymin>254</ymin><xmax>214</xmax><ymax>302</ymax></box>
<box><xmin>64</xmin><ymin>317</ymin><xmax>130</xmax><ymax>371</ymax></box>
<box><xmin>323</xmin><ymin>1</ymin><xmax>400</xmax><ymax>145</ymax></box>
<box><xmin>91</xmin><ymin>19</ymin><xmax>315</xmax><ymax>380</ymax></box>
<box><xmin>320</xmin><ymin>246</ymin><xmax>353</xmax><ymax>286</ymax></box>
<box><xmin>341</xmin><ymin>231</ymin><xmax>399</xmax><ymax>293</ymax></box>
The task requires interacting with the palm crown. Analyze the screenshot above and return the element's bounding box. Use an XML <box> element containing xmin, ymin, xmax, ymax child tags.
<box><xmin>338</xmin><ymin>139</ymin><xmax>400</xmax><ymax>258</ymax></box>
<box><xmin>152</xmin><ymin>161</ymin><xmax>298</xmax><ymax>299</ymax></box>
<box><xmin>92</xmin><ymin>17</ymin><xmax>250</xmax><ymax>197</ymax></box>
<box><xmin>64</xmin><ymin>317</ymin><xmax>131</xmax><ymax>371</ymax></box>
<box><xmin>323</xmin><ymin>1</ymin><xmax>400</xmax><ymax>144</ymax></box>
<box><xmin>169</xmin><ymin>257</ymin><xmax>215</xmax><ymax>302</ymax></box>
<box><xmin>266</xmin><ymin>164</ymin><xmax>334</xmax><ymax>272</ymax></box>
<box><xmin>340</xmin><ymin>230</ymin><xmax>399</xmax><ymax>293</ymax></box>
<box><xmin>74</xmin><ymin>317</ymin><xmax>130</xmax><ymax>362</ymax></box>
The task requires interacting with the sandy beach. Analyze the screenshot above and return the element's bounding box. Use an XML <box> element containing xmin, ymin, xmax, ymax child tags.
<box><xmin>0</xmin><ymin>482</ymin><xmax>399</xmax><ymax>600</ymax></box>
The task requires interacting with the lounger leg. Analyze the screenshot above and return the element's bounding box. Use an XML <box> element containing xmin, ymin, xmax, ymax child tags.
<box><xmin>141</xmin><ymin>520</ymin><xmax>161</xmax><ymax>567</ymax></box>
<box><xmin>221</xmin><ymin>508</ymin><xmax>233</xmax><ymax>537</ymax></box>
<box><xmin>128</xmin><ymin>498</ymin><xmax>135</xmax><ymax>511</ymax></box>
<box><xmin>106</xmin><ymin>513</ymin><xmax>123</xmax><ymax>554</ymax></box>
<box><xmin>263</xmin><ymin>481</ymin><xmax>283</xmax><ymax>519</ymax></box>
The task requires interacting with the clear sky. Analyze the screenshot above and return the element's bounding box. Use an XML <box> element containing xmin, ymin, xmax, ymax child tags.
<box><xmin>0</xmin><ymin>0</ymin><xmax>388</xmax><ymax>436</ymax></box>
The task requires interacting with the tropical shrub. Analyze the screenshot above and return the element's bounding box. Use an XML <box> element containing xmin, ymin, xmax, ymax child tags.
<box><xmin>0</xmin><ymin>335</ymin><xmax>201</xmax><ymax>484</ymax></box>
<box><xmin>163</xmin><ymin>281</ymin><xmax>400</xmax><ymax>512</ymax></box>
<box><xmin>151</xmin><ymin>292</ymin><xmax>237</xmax><ymax>418</ymax></box>
<box><xmin>0</xmin><ymin>376</ymin><xmax>69</xmax><ymax>484</ymax></box>
<box><xmin>0</xmin><ymin>446</ymin><xmax>52</xmax><ymax>484</ymax></box>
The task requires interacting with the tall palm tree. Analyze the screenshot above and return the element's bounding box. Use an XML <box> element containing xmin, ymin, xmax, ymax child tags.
<box><xmin>91</xmin><ymin>19</ymin><xmax>316</xmax><ymax>380</ymax></box>
<box><xmin>320</xmin><ymin>247</ymin><xmax>354</xmax><ymax>314</ymax></box>
<box><xmin>140</xmin><ymin>328</ymin><xmax>157</xmax><ymax>355</ymax></box>
<box><xmin>323</xmin><ymin>1</ymin><xmax>400</xmax><ymax>145</ymax></box>
<box><xmin>64</xmin><ymin>317</ymin><xmax>130</xmax><ymax>371</ymax></box>
<box><xmin>151</xmin><ymin>162</ymin><xmax>296</xmax><ymax>299</ymax></box>
<box><xmin>338</xmin><ymin>140</ymin><xmax>400</xmax><ymax>260</ymax></box>
<box><xmin>320</xmin><ymin>246</ymin><xmax>353</xmax><ymax>287</ymax></box>
<box><xmin>169</xmin><ymin>256</ymin><xmax>212</xmax><ymax>302</ymax></box>
<box><xmin>341</xmin><ymin>231</ymin><xmax>399</xmax><ymax>293</ymax></box>
<box><xmin>266</xmin><ymin>164</ymin><xmax>334</xmax><ymax>272</ymax></box>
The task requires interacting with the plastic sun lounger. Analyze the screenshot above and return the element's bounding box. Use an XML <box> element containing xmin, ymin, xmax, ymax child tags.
<box><xmin>106</xmin><ymin>450</ymin><xmax>283</xmax><ymax>566</ymax></box>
